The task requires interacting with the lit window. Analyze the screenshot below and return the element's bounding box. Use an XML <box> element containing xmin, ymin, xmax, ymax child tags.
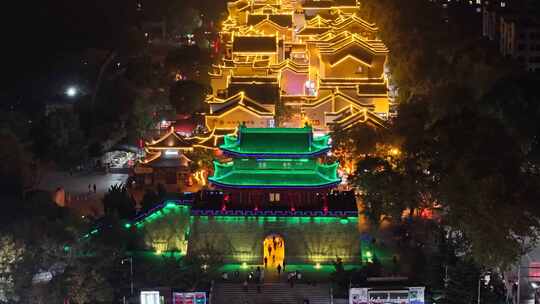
<box><xmin>269</xmin><ymin>193</ymin><xmax>280</xmax><ymax>202</ymax></box>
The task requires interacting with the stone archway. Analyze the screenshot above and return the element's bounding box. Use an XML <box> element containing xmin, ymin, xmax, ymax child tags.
<box><xmin>263</xmin><ymin>234</ymin><xmax>285</xmax><ymax>268</ymax></box>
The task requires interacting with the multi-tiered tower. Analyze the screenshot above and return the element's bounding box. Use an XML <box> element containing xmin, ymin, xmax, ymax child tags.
<box><xmin>209</xmin><ymin>124</ymin><xmax>340</xmax><ymax>208</ymax></box>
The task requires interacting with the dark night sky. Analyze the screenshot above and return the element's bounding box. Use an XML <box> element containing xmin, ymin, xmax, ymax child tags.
<box><xmin>4</xmin><ymin>1</ymin><xmax>138</xmax><ymax>101</ymax></box>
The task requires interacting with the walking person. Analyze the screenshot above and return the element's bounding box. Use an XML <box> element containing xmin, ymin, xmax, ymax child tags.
<box><xmin>272</xmin><ymin>254</ymin><xmax>276</xmax><ymax>264</ymax></box>
<box><xmin>93</xmin><ymin>184</ymin><xmax>96</xmax><ymax>193</ymax></box>
<box><xmin>264</xmin><ymin>256</ymin><xmax>268</xmax><ymax>268</ymax></box>
<box><xmin>255</xmin><ymin>267</ymin><xmax>261</xmax><ymax>284</ymax></box>
<box><xmin>267</xmin><ymin>245</ymin><xmax>272</xmax><ymax>259</ymax></box>
<box><xmin>277</xmin><ymin>264</ymin><xmax>282</xmax><ymax>276</ymax></box>
<box><xmin>88</xmin><ymin>184</ymin><xmax>91</xmax><ymax>193</ymax></box>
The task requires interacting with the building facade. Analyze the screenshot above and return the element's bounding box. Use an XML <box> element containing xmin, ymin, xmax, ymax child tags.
<box><xmin>129</xmin><ymin>126</ymin><xmax>361</xmax><ymax>266</ymax></box>
<box><xmin>211</xmin><ymin>0</ymin><xmax>392</xmax><ymax>132</ymax></box>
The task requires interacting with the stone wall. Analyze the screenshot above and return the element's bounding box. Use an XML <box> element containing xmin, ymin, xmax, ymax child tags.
<box><xmin>136</xmin><ymin>204</ymin><xmax>362</xmax><ymax>264</ymax></box>
<box><xmin>187</xmin><ymin>215</ymin><xmax>361</xmax><ymax>264</ymax></box>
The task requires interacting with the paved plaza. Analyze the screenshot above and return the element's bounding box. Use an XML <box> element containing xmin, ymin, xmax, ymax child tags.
<box><xmin>38</xmin><ymin>170</ymin><xmax>128</xmax><ymax>216</ymax></box>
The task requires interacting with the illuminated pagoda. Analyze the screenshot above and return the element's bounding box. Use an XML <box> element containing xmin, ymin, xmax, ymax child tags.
<box><xmin>209</xmin><ymin>124</ymin><xmax>340</xmax><ymax>208</ymax></box>
<box><xmin>134</xmin><ymin>127</ymin><xmax>233</xmax><ymax>187</ymax></box>
<box><xmin>124</xmin><ymin>125</ymin><xmax>361</xmax><ymax>266</ymax></box>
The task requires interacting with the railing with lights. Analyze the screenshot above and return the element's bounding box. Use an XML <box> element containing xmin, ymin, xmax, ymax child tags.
<box><xmin>190</xmin><ymin>208</ymin><xmax>358</xmax><ymax>217</ymax></box>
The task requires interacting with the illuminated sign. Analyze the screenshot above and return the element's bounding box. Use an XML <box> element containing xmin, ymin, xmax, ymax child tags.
<box><xmin>173</xmin><ymin>292</ymin><xmax>207</xmax><ymax>304</ymax></box>
<box><xmin>140</xmin><ymin>291</ymin><xmax>160</xmax><ymax>304</ymax></box>
<box><xmin>349</xmin><ymin>287</ymin><xmax>425</xmax><ymax>304</ymax></box>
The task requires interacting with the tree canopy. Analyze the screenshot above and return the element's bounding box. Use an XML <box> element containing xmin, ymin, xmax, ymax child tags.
<box><xmin>350</xmin><ymin>0</ymin><xmax>540</xmax><ymax>269</ymax></box>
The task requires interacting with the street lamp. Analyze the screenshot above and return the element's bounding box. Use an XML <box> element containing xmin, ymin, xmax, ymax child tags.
<box><xmin>121</xmin><ymin>257</ymin><xmax>134</xmax><ymax>300</ymax></box>
<box><xmin>65</xmin><ymin>86</ymin><xmax>78</xmax><ymax>98</ymax></box>
<box><xmin>477</xmin><ymin>271</ymin><xmax>491</xmax><ymax>304</ymax></box>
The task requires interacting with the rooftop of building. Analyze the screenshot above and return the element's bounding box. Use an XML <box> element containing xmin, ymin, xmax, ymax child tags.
<box><xmin>220</xmin><ymin>125</ymin><xmax>331</xmax><ymax>157</ymax></box>
<box><xmin>232</xmin><ymin>36</ymin><xmax>277</xmax><ymax>53</ymax></box>
<box><xmin>303</xmin><ymin>0</ymin><xmax>334</xmax><ymax>8</ymax></box>
<box><xmin>247</xmin><ymin>14</ymin><xmax>294</xmax><ymax>28</ymax></box>
<box><xmin>207</xmin><ymin>92</ymin><xmax>274</xmax><ymax>116</ymax></box>
<box><xmin>297</xmin><ymin>27</ymin><xmax>331</xmax><ymax>36</ymax></box>
<box><xmin>227</xmin><ymin>82</ymin><xmax>279</xmax><ymax>105</ymax></box>
<box><xmin>209</xmin><ymin>162</ymin><xmax>341</xmax><ymax>189</ymax></box>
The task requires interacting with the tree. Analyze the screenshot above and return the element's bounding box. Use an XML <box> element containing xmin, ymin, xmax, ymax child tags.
<box><xmin>175</xmin><ymin>243</ymin><xmax>223</xmax><ymax>290</ymax></box>
<box><xmin>169</xmin><ymin>81</ymin><xmax>207</xmax><ymax>114</ymax></box>
<box><xmin>65</xmin><ymin>263</ymin><xmax>114</xmax><ymax>304</ymax></box>
<box><xmin>102</xmin><ymin>184</ymin><xmax>136</xmax><ymax>220</ymax></box>
<box><xmin>186</xmin><ymin>148</ymin><xmax>215</xmax><ymax>174</ymax></box>
<box><xmin>141</xmin><ymin>189</ymin><xmax>160</xmax><ymax>213</ymax></box>
<box><xmin>129</xmin><ymin>92</ymin><xmax>172</xmax><ymax>141</ymax></box>
<box><xmin>131</xmin><ymin>96</ymin><xmax>156</xmax><ymax>140</ymax></box>
<box><xmin>353</xmin><ymin>0</ymin><xmax>540</xmax><ymax>269</ymax></box>
<box><xmin>274</xmin><ymin>102</ymin><xmax>294</xmax><ymax>127</ymax></box>
<box><xmin>167</xmin><ymin>6</ymin><xmax>202</xmax><ymax>36</ymax></box>
<box><xmin>0</xmin><ymin>234</ymin><xmax>25</xmax><ymax>303</ymax></box>
<box><xmin>31</xmin><ymin>109</ymin><xmax>87</xmax><ymax>169</ymax></box>
<box><xmin>331</xmin><ymin>124</ymin><xmax>388</xmax><ymax>175</ymax></box>
<box><xmin>0</xmin><ymin>129</ymin><xmax>36</xmax><ymax>198</ymax></box>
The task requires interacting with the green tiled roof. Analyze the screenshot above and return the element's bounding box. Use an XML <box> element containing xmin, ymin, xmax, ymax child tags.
<box><xmin>221</xmin><ymin>126</ymin><xmax>331</xmax><ymax>156</ymax></box>
<box><xmin>209</xmin><ymin>160</ymin><xmax>340</xmax><ymax>189</ymax></box>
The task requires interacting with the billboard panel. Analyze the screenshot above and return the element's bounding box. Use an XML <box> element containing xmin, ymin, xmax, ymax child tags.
<box><xmin>173</xmin><ymin>292</ymin><xmax>206</xmax><ymax>304</ymax></box>
<box><xmin>349</xmin><ymin>287</ymin><xmax>425</xmax><ymax>304</ymax></box>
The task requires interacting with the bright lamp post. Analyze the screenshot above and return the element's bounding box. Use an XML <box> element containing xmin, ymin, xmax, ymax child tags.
<box><xmin>121</xmin><ymin>257</ymin><xmax>134</xmax><ymax>300</ymax></box>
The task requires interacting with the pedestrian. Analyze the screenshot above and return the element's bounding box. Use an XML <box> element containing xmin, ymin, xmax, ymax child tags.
<box><xmin>264</xmin><ymin>257</ymin><xmax>268</xmax><ymax>268</ymax></box>
<box><xmin>88</xmin><ymin>184</ymin><xmax>91</xmax><ymax>193</ymax></box>
<box><xmin>267</xmin><ymin>245</ymin><xmax>272</xmax><ymax>257</ymax></box>
<box><xmin>272</xmin><ymin>254</ymin><xmax>276</xmax><ymax>264</ymax></box>
<box><xmin>93</xmin><ymin>184</ymin><xmax>96</xmax><ymax>193</ymax></box>
<box><xmin>282</xmin><ymin>260</ymin><xmax>286</xmax><ymax>271</ymax></box>
<box><xmin>243</xmin><ymin>280</ymin><xmax>248</xmax><ymax>292</ymax></box>
<box><xmin>277</xmin><ymin>264</ymin><xmax>282</xmax><ymax>276</ymax></box>
<box><xmin>255</xmin><ymin>267</ymin><xmax>261</xmax><ymax>283</ymax></box>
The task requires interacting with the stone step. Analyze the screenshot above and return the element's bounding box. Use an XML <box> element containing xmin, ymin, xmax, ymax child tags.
<box><xmin>212</xmin><ymin>283</ymin><xmax>330</xmax><ymax>304</ymax></box>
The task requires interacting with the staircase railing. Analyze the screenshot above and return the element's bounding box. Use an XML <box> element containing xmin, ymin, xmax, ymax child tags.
<box><xmin>209</xmin><ymin>280</ymin><xmax>215</xmax><ymax>304</ymax></box>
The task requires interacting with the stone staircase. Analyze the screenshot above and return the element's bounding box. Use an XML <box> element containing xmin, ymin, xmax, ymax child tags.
<box><xmin>211</xmin><ymin>282</ymin><xmax>331</xmax><ymax>304</ymax></box>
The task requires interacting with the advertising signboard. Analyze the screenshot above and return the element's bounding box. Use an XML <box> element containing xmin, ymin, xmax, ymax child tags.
<box><xmin>349</xmin><ymin>287</ymin><xmax>425</xmax><ymax>304</ymax></box>
<box><xmin>140</xmin><ymin>291</ymin><xmax>160</xmax><ymax>304</ymax></box>
<box><xmin>173</xmin><ymin>292</ymin><xmax>206</xmax><ymax>304</ymax></box>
